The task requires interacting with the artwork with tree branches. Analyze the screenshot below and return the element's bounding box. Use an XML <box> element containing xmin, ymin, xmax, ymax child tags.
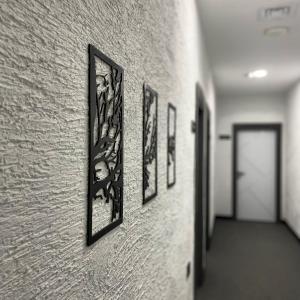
<box><xmin>87</xmin><ymin>44</ymin><xmax>124</xmax><ymax>245</ymax></box>
<box><xmin>143</xmin><ymin>84</ymin><xmax>158</xmax><ymax>204</ymax></box>
<box><xmin>167</xmin><ymin>103</ymin><xmax>176</xmax><ymax>188</ymax></box>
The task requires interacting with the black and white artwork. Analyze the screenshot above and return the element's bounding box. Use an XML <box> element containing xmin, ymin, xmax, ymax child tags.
<box><xmin>143</xmin><ymin>84</ymin><xmax>158</xmax><ymax>204</ymax></box>
<box><xmin>87</xmin><ymin>44</ymin><xmax>124</xmax><ymax>245</ymax></box>
<box><xmin>167</xmin><ymin>103</ymin><xmax>176</xmax><ymax>188</ymax></box>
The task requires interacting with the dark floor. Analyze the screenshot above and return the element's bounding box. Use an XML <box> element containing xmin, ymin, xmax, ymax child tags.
<box><xmin>197</xmin><ymin>219</ymin><xmax>300</xmax><ymax>300</ymax></box>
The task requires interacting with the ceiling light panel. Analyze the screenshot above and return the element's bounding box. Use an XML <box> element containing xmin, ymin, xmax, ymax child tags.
<box><xmin>246</xmin><ymin>69</ymin><xmax>268</xmax><ymax>79</ymax></box>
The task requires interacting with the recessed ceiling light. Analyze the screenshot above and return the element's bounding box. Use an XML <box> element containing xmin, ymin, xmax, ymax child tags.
<box><xmin>246</xmin><ymin>69</ymin><xmax>268</xmax><ymax>79</ymax></box>
<box><xmin>264</xmin><ymin>26</ymin><xmax>290</xmax><ymax>37</ymax></box>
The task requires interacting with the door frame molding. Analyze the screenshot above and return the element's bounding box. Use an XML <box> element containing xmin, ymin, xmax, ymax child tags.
<box><xmin>194</xmin><ymin>83</ymin><xmax>208</xmax><ymax>293</ymax></box>
<box><xmin>232</xmin><ymin>123</ymin><xmax>282</xmax><ymax>222</ymax></box>
<box><xmin>206</xmin><ymin>109</ymin><xmax>211</xmax><ymax>250</ymax></box>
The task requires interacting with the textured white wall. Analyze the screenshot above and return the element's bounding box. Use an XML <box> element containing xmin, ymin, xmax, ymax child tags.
<box><xmin>215</xmin><ymin>95</ymin><xmax>285</xmax><ymax>217</ymax></box>
<box><xmin>0</xmin><ymin>1</ymin><xmax>215</xmax><ymax>299</ymax></box>
<box><xmin>285</xmin><ymin>81</ymin><xmax>300</xmax><ymax>238</ymax></box>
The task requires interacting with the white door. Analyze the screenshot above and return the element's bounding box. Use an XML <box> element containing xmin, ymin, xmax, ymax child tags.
<box><xmin>236</xmin><ymin>130</ymin><xmax>277</xmax><ymax>222</ymax></box>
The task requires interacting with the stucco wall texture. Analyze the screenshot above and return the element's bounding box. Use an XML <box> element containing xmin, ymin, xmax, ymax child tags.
<box><xmin>0</xmin><ymin>1</ymin><xmax>215</xmax><ymax>299</ymax></box>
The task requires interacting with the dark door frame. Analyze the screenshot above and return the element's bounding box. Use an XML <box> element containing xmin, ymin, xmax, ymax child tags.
<box><xmin>194</xmin><ymin>83</ymin><xmax>208</xmax><ymax>293</ymax></box>
<box><xmin>232</xmin><ymin>123</ymin><xmax>282</xmax><ymax>222</ymax></box>
<box><xmin>206</xmin><ymin>111</ymin><xmax>211</xmax><ymax>250</ymax></box>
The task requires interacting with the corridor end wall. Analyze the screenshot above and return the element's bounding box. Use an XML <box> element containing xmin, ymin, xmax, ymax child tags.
<box><xmin>215</xmin><ymin>94</ymin><xmax>285</xmax><ymax>217</ymax></box>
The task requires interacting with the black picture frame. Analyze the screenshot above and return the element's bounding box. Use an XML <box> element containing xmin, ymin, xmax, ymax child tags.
<box><xmin>143</xmin><ymin>84</ymin><xmax>158</xmax><ymax>204</ymax></box>
<box><xmin>87</xmin><ymin>44</ymin><xmax>124</xmax><ymax>246</ymax></box>
<box><xmin>167</xmin><ymin>103</ymin><xmax>176</xmax><ymax>188</ymax></box>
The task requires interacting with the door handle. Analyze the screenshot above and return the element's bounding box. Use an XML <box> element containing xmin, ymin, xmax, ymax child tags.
<box><xmin>236</xmin><ymin>171</ymin><xmax>245</xmax><ymax>179</ymax></box>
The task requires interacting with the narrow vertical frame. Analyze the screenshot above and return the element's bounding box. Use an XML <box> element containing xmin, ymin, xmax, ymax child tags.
<box><xmin>87</xmin><ymin>44</ymin><xmax>124</xmax><ymax>246</ymax></box>
<box><xmin>167</xmin><ymin>103</ymin><xmax>176</xmax><ymax>188</ymax></box>
<box><xmin>143</xmin><ymin>84</ymin><xmax>158</xmax><ymax>204</ymax></box>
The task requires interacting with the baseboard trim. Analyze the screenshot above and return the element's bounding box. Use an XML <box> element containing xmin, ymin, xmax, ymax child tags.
<box><xmin>281</xmin><ymin>220</ymin><xmax>300</xmax><ymax>243</ymax></box>
<box><xmin>216</xmin><ymin>215</ymin><xmax>234</xmax><ymax>220</ymax></box>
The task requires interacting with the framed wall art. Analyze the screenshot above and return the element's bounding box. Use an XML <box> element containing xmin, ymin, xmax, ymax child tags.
<box><xmin>143</xmin><ymin>84</ymin><xmax>158</xmax><ymax>204</ymax></box>
<box><xmin>167</xmin><ymin>103</ymin><xmax>176</xmax><ymax>188</ymax></box>
<box><xmin>87</xmin><ymin>44</ymin><xmax>124</xmax><ymax>245</ymax></box>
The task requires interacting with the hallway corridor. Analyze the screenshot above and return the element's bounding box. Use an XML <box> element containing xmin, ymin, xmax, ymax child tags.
<box><xmin>2</xmin><ymin>1</ymin><xmax>300</xmax><ymax>299</ymax></box>
<box><xmin>197</xmin><ymin>219</ymin><xmax>300</xmax><ymax>300</ymax></box>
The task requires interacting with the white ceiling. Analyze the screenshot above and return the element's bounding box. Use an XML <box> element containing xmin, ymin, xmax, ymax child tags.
<box><xmin>198</xmin><ymin>0</ymin><xmax>300</xmax><ymax>96</ymax></box>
